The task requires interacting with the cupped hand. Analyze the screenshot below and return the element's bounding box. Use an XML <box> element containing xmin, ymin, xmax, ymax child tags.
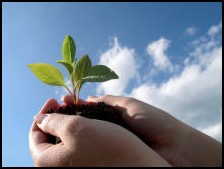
<box><xmin>62</xmin><ymin>95</ymin><xmax>221</xmax><ymax>167</ymax></box>
<box><xmin>29</xmin><ymin>98</ymin><xmax>171</xmax><ymax>167</ymax></box>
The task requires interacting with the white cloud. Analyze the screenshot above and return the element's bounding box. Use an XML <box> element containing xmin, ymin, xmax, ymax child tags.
<box><xmin>95</xmin><ymin>22</ymin><xmax>222</xmax><ymax>142</ymax></box>
<box><xmin>186</xmin><ymin>27</ymin><xmax>197</xmax><ymax>35</ymax></box>
<box><xmin>131</xmin><ymin>46</ymin><xmax>222</xmax><ymax>128</ymax></box>
<box><xmin>131</xmin><ymin>23</ymin><xmax>222</xmax><ymax>142</ymax></box>
<box><xmin>146</xmin><ymin>37</ymin><xmax>173</xmax><ymax>71</ymax></box>
<box><xmin>189</xmin><ymin>23</ymin><xmax>222</xmax><ymax>65</ymax></box>
<box><xmin>97</xmin><ymin>37</ymin><xmax>139</xmax><ymax>95</ymax></box>
<box><xmin>208</xmin><ymin>22</ymin><xmax>222</xmax><ymax>37</ymax></box>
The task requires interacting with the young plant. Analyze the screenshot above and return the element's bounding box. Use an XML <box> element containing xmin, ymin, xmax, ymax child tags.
<box><xmin>28</xmin><ymin>35</ymin><xmax>119</xmax><ymax>104</ymax></box>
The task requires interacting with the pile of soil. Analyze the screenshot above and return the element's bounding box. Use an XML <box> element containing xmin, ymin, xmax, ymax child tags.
<box><xmin>48</xmin><ymin>102</ymin><xmax>128</xmax><ymax>144</ymax></box>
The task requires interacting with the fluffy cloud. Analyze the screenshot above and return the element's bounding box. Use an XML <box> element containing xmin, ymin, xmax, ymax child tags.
<box><xmin>97</xmin><ymin>22</ymin><xmax>222</xmax><ymax>142</ymax></box>
<box><xmin>131</xmin><ymin>23</ymin><xmax>222</xmax><ymax>142</ymax></box>
<box><xmin>131</xmin><ymin>46</ymin><xmax>222</xmax><ymax>129</ymax></box>
<box><xmin>185</xmin><ymin>27</ymin><xmax>197</xmax><ymax>35</ymax></box>
<box><xmin>97</xmin><ymin>37</ymin><xmax>139</xmax><ymax>95</ymax></box>
<box><xmin>208</xmin><ymin>22</ymin><xmax>222</xmax><ymax>37</ymax></box>
<box><xmin>146</xmin><ymin>37</ymin><xmax>173</xmax><ymax>71</ymax></box>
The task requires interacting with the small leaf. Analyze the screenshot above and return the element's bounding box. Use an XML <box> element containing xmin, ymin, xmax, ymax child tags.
<box><xmin>28</xmin><ymin>63</ymin><xmax>66</xmax><ymax>86</ymax></box>
<box><xmin>62</xmin><ymin>35</ymin><xmax>76</xmax><ymax>63</ymax></box>
<box><xmin>82</xmin><ymin>65</ymin><xmax>119</xmax><ymax>82</ymax></box>
<box><xmin>57</xmin><ymin>60</ymin><xmax>74</xmax><ymax>75</ymax></box>
<box><xmin>74</xmin><ymin>54</ymin><xmax>92</xmax><ymax>83</ymax></box>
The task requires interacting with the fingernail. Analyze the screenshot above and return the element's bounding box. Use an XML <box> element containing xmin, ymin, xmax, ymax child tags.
<box><xmin>34</xmin><ymin>114</ymin><xmax>49</xmax><ymax>124</ymax></box>
<box><xmin>61</xmin><ymin>96</ymin><xmax>65</xmax><ymax>102</ymax></box>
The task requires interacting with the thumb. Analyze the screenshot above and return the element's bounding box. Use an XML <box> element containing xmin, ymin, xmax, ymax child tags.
<box><xmin>34</xmin><ymin>113</ymin><xmax>73</xmax><ymax>142</ymax></box>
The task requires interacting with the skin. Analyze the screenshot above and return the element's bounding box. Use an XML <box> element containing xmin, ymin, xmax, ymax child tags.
<box><xmin>86</xmin><ymin>95</ymin><xmax>222</xmax><ymax>167</ymax></box>
<box><xmin>29</xmin><ymin>98</ymin><xmax>171</xmax><ymax>167</ymax></box>
<box><xmin>29</xmin><ymin>95</ymin><xmax>222</xmax><ymax>167</ymax></box>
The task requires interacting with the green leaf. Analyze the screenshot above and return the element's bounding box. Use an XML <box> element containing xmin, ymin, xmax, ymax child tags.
<box><xmin>28</xmin><ymin>63</ymin><xmax>66</xmax><ymax>86</ymax></box>
<box><xmin>82</xmin><ymin>65</ymin><xmax>119</xmax><ymax>82</ymax></box>
<box><xmin>62</xmin><ymin>35</ymin><xmax>76</xmax><ymax>63</ymax></box>
<box><xmin>74</xmin><ymin>54</ymin><xmax>92</xmax><ymax>83</ymax></box>
<box><xmin>57</xmin><ymin>60</ymin><xmax>74</xmax><ymax>76</ymax></box>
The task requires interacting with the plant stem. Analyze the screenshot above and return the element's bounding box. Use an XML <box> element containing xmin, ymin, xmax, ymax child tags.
<box><xmin>71</xmin><ymin>74</ymin><xmax>75</xmax><ymax>91</ymax></box>
<box><xmin>74</xmin><ymin>88</ymin><xmax>77</xmax><ymax>105</ymax></box>
<box><xmin>64</xmin><ymin>85</ymin><xmax>76</xmax><ymax>103</ymax></box>
<box><xmin>74</xmin><ymin>81</ymin><xmax>81</xmax><ymax>105</ymax></box>
<box><xmin>71</xmin><ymin>78</ymin><xmax>76</xmax><ymax>104</ymax></box>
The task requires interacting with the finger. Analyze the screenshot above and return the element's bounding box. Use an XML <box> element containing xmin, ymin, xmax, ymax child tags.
<box><xmin>88</xmin><ymin>95</ymin><xmax>131</xmax><ymax>108</ymax></box>
<box><xmin>39</xmin><ymin>98</ymin><xmax>61</xmax><ymax>114</ymax></box>
<box><xmin>30</xmin><ymin>98</ymin><xmax>64</xmax><ymax>157</ymax></box>
<box><xmin>34</xmin><ymin>113</ymin><xmax>83</xmax><ymax>143</ymax></box>
<box><xmin>61</xmin><ymin>95</ymin><xmax>74</xmax><ymax>104</ymax></box>
<box><xmin>29</xmin><ymin>121</ymin><xmax>53</xmax><ymax>155</ymax></box>
<box><xmin>30</xmin><ymin>121</ymin><xmax>48</xmax><ymax>145</ymax></box>
<box><xmin>29</xmin><ymin>120</ymin><xmax>69</xmax><ymax>167</ymax></box>
<box><xmin>62</xmin><ymin>95</ymin><xmax>88</xmax><ymax>105</ymax></box>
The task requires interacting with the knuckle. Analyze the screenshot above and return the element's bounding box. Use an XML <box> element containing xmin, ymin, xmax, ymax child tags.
<box><xmin>64</xmin><ymin>116</ymin><xmax>89</xmax><ymax>137</ymax></box>
<box><xmin>41</xmin><ymin>115</ymin><xmax>51</xmax><ymax>133</ymax></box>
<box><xmin>63</xmin><ymin>116</ymin><xmax>91</xmax><ymax>148</ymax></box>
<box><xmin>41</xmin><ymin>113</ymin><xmax>59</xmax><ymax>134</ymax></box>
<box><xmin>102</xmin><ymin>94</ymin><xmax>112</xmax><ymax>100</ymax></box>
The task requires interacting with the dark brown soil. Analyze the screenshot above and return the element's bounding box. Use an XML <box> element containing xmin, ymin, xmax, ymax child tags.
<box><xmin>47</xmin><ymin>102</ymin><xmax>128</xmax><ymax>144</ymax></box>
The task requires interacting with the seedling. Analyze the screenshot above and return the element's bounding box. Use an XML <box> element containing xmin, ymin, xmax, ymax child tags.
<box><xmin>28</xmin><ymin>35</ymin><xmax>119</xmax><ymax>104</ymax></box>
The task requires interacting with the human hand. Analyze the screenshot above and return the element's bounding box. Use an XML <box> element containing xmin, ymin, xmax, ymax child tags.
<box><xmin>79</xmin><ymin>95</ymin><xmax>222</xmax><ymax>167</ymax></box>
<box><xmin>29</xmin><ymin>98</ymin><xmax>171</xmax><ymax>167</ymax></box>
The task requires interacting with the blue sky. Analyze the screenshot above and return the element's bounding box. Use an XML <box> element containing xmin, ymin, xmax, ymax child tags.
<box><xmin>2</xmin><ymin>2</ymin><xmax>222</xmax><ymax>167</ymax></box>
